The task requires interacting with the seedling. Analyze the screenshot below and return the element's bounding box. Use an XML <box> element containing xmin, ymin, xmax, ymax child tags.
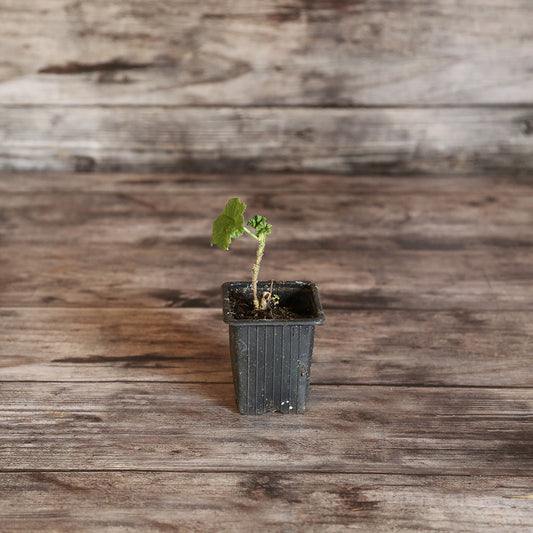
<box><xmin>211</xmin><ymin>198</ymin><xmax>272</xmax><ymax>310</ymax></box>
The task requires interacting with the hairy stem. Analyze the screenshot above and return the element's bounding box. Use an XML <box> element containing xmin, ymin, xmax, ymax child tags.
<box><xmin>252</xmin><ymin>234</ymin><xmax>266</xmax><ymax>310</ymax></box>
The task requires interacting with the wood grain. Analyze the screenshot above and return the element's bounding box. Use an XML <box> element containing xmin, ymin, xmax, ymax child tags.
<box><xmin>1</xmin><ymin>308</ymin><xmax>531</xmax><ymax>387</ymax></box>
<box><xmin>1</xmin><ymin>382</ymin><xmax>531</xmax><ymax>475</ymax></box>
<box><xmin>2</xmin><ymin>1</ymin><xmax>533</xmax><ymax>173</ymax></box>
<box><xmin>1</xmin><ymin>174</ymin><xmax>531</xmax><ymax>310</ymax></box>
<box><xmin>2</xmin><ymin>178</ymin><xmax>533</xmax><ymax>245</ymax></box>
<box><xmin>1</xmin><ymin>0</ymin><xmax>532</xmax><ymax>106</ymax></box>
<box><xmin>2</xmin><ymin>106</ymin><xmax>532</xmax><ymax>173</ymax></box>
<box><xmin>1</xmin><ymin>173</ymin><xmax>531</xmax><ymax>530</ymax></box>
<box><xmin>0</xmin><ymin>473</ymin><xmax>531</xmax><ymax>533</ymax></box>
<box><xmin>1</xmin><ymin>243</ymin><xmax>531</xmax><ymax>311</ymax></box>
<box><xmin>1</xmin><ymin>173</ymin><xmax>531</xmax><ymax>194</ymax></box>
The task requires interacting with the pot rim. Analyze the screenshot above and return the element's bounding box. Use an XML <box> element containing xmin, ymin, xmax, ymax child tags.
<box><xmin>222</xmin><ymin>280</ymin><xmax>325</xmax><ymax>325</ymax></box>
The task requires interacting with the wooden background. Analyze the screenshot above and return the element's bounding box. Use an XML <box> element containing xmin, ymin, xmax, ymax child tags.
<box><xmin>1</xmin><ymin>0</ymin><xmax>533</xmax><ymax>174</ymax></box>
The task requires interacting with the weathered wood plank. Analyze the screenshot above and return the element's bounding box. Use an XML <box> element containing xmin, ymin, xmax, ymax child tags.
<box><xmin>1</xmin><ymin>0</ymin><xmax>532</xmax><ymax>106</ymax></box>
<box><xmin>0</xmin><ymin>383</ymin><xmax>531</xmax><ymax>474</ymax></box>
<box><xmin>1</xmin><ymin>107</ymin><xmax>532</xmax><ymax>173</ymax></box>
<box><xmin>1</xmin><ymin>173</ymin><xmax>532</xmax><ymax>195</ymax></box>
<box><xmin>0</xmin><ymin>308</ymin><xmax>231</xmax><ymax>382</ymax></box>
<box><xmin>1</xmin><ymin>243</ymin><xmax>532</xmax><ymax>310</ymax></box>
<box><xmin>0</xmin><ymin>472</ymin><xmax>531</xmax><ymax>533</ymax></box>
<box><xmin>1</xmin><ymin>174</ymin><xmax>531</xmax><ymax>309</ymax></box>
<box><xmin>2</xmin><ymin>184</ymin><xmax>533</xmax><ymax>246</ymax></box>
<box><xmin>1</xmin><ymin>308</ymin><xmax>531</xmax><ymax>387</ymax></box>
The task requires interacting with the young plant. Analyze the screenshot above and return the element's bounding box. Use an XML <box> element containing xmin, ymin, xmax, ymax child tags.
<box><xmin>211</xmin><ymin>198</ymin><xmax>272</xmax><ymax>310</ymax></box>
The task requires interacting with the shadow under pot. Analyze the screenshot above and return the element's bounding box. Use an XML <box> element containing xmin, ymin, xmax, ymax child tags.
<box><xmin>222</xmin><ymin>281</ymin><xmax>325</xmax><ymax>415</ymax></box>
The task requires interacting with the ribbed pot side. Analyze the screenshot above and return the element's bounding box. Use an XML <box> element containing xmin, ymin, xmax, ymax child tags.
<box><xmin>222</xmin><ymin>281</ymin><xmax>325</xmax><ymax>415</ymax></box>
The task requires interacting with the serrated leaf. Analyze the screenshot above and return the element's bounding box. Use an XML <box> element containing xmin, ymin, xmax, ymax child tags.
<box><xmin>211</xmin><ymin>198</ymin><xmax>246</xmax><ymax>250</ymax></box>
<box><xmin>248</xmin><ymin>215</ymin><xmax>271</xmax><ymax>236</ymax></box>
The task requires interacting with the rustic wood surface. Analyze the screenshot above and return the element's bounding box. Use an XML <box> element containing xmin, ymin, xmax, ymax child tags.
<box><xmin>2</xmin><ymin>0</ymin><xmax>533</xmax><ymax>106</ymax></box>
<box><xmin>1</xmin><ymin>0</ymin><xmax>533</xmax><ymax>173</ymax></box>
<box><xmin>0</xmin><ymin>473</ymin><xmax>530</xmax><ymax>533</ymax></box>
<box><xmin>1</xmin><ymin>173</ymin><xmax>532</xmax><ymax>531</ymax></box>
<box><xmin>2</xmin><ymin>106</ymin><xmax>533</xmax><ymax>174</ymax></box>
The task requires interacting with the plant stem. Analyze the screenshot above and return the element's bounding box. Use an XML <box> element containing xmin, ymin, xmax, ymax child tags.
<box><xmin>252</xmin><ymin>233</ymin><xmax>266</xmax><ymax>310</ymax></box>
<box><xmin>244</xmin><ymin>227</ymin><xmax>260</xmax><ymax>241</ymax></box>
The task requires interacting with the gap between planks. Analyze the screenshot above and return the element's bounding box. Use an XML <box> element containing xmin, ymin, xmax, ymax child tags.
<box><xmin>5</xmin><ymin>104</ymin><xmax>533</xmax><ymax>109</ymax></box>
<box><xmin>0</xmin><ymin>380</ymin><xmax>531</xmax><ymax>390</ymax></box>
<box><xmin>0</xmin><ymin>469</ymin><xmax>532</xmax><ymax>477</ymax></box>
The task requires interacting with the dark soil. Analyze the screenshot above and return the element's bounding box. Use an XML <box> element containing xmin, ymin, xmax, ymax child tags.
<box><xmin>230</xmin><ymin>292</ymin><xmax>306</xmax><ymax>320</ymax></box>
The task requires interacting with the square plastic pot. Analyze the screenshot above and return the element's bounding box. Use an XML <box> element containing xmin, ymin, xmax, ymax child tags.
<box><xmin>222</xmin><ymin>281</ymin><xmax>325</xmax><ymax>415</ymax></box>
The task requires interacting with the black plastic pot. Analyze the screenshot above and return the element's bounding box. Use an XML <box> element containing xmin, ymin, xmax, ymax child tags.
<box><xmin>222</xmin><ymin>281</ymin><xmax>325</xmax><ymax>415</ymax></box>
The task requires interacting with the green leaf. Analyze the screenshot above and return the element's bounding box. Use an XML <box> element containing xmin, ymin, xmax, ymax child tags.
<box><xmin>248</xmin><ymin>215</ymin><xmax>271</xmax><ymax>237</ymax></box>
<box><xmin>211</xmin><ymin>198</ymin><xmax>247</xmax><ymax>250</ymax></box>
